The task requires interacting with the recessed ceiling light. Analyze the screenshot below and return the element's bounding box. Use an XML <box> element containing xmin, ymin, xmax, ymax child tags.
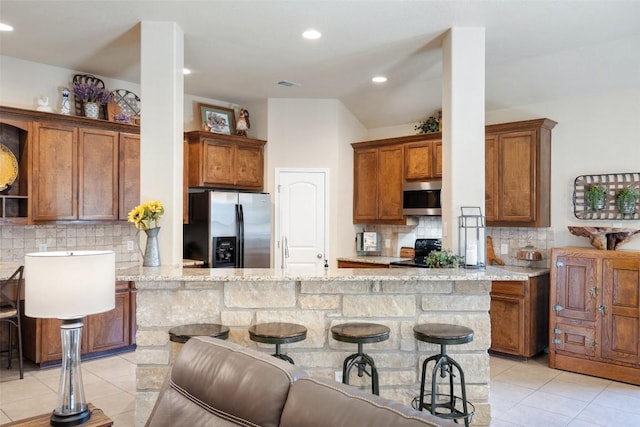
<box><xmin>302</xmin><ymin>29</ymin><xmax>322</xmax><ymax>40</ymax></box>
<box><xmin>0</xmin><ymin>23</ymin><xmax>14</xmax><ymax>32</ymax></box>
<box><xmin>372</xmin><ymin>76</ymin><xmax>387</xmax><ymax>83</ymax></box>
<box><xmin>183</xmin><ymin>68</ymin><xmax>191</xmax><ymax>75</ymax></box>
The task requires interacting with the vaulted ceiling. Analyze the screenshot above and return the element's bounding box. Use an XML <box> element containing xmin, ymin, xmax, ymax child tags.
<box><xmin>1</xmin><ymin>1</ymin><xmax>639</xmax><ymax>128</ymax></box>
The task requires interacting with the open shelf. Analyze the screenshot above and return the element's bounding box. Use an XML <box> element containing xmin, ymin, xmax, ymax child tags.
<box><xmin>0</xmin><ymin>194</ymin><xmax>28</xmax><ymax>222</ymax></box>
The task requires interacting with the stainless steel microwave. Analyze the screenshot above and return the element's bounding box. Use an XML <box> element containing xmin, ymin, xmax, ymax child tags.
<box><xmin>402</xmin><ymin>181</ymin><xmax>442</xmax><ymax>216</ymax></box>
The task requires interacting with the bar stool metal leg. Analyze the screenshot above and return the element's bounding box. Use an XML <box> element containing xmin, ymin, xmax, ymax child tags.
<box><xmin>342</xmin><ymin>343</ymin><xmax>380</xmax><ymax>395</ymax></box>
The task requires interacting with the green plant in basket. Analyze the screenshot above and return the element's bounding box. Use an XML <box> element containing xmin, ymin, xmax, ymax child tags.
<box><xmin>616</xmin><ymin>186</ymin><xmax>639</xmax><ymax>215</ymax></box>
<box><xmin>585</xmin><ymin>185</ymin><xmax>607</xmax><ymax>211</ymax></box>
<box><xmin>423</xmin><ymin>249</ymin><xmax>462</xmax><ymax>268</ymax></box>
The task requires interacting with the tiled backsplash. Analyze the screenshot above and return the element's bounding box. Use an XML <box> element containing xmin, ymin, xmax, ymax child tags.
<box><xmin>0</xmin><ymin>224</ymin><xmax>140</xmax><ymax>263</ymax></box>
<box><xmin>364</xmin><ymin>217</ymin><xmax>553</xmax><ymax>268</ymax></box>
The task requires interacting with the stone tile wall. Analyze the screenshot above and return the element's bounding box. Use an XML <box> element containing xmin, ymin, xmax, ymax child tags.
<box><xmin>134</xmin><ymin>278</ymin><xmax>492</xmax><ymax>426</ymax></box>
<box><xmin>0</xmin><ymin>224</ymin><xmax>139</xmax><ymax>263</ymax></box>
<box><xmin>366</xmin><ymin>218</ymin><xmax>553</xmax><ymax>268</ymax></box>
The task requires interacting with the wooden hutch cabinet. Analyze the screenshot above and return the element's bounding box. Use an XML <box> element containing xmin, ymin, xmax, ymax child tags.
<box><xmin>485</xmin><ymin>118</ymin><xmax>556</xmax><ymax>227</ymax></box>
<box><xmin>352</xmin><ymin>141</ymin><xmax>404</xmax><ymax>224</ymax></box>
<box><xmin>21</xmin><ymin>281</ymin><xmax>136</xmax><ymax>366</ymax></box>
<box><xmin>0</xmin><ymin>106</ymin><xmax>140</xmax><ymax>224</ymax></box>
<box><xmin>490</xmin><ymin>273</ymin><xmax>550</xmax><ymax>358</ymax></box>
<box><xmin>550</xmin><ymin>247</ymin><xmax>640</xmax><ymax>385</ymax></box>
<box><xmin>185</xmin><ymin>131</ymin><xmax>265</xmax><ymax>191</ymax></box>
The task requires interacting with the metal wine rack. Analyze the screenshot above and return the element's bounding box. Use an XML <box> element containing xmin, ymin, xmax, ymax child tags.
<box><xmin>573</xmin><ymin>172</ymin><xmax>640</xmax><ymax>220</ymax></box>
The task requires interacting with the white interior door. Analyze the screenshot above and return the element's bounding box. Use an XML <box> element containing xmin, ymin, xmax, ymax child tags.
<box><xmin>275</xmin><ymin>169</ymin><xmax>328</xmax><ymax>270</ymax></box>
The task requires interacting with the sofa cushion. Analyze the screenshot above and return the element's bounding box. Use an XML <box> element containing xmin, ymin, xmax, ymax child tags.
<box><xmin>280</xmin><ymin>377</ymin><xmax>454</xmax><ymax>427</ymax></box>
<box><xmin>146</xmin><ymin>337</ymin><xmax>307</xmax><ymax>427</ymax></box>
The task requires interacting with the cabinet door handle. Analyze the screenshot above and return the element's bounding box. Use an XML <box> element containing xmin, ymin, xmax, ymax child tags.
<box><xmin>597</xmin><ymin>304</ymin><xmax>608</xmax><ymax>315</ymax></box>
<box><xmin>555</xmin><ymin>261</ymin><xmax>565</xmax><ymax>267</ymax></box>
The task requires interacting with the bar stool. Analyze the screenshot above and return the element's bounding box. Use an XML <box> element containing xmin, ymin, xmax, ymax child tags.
<box><xmin>169</xmin><ymin>323</ymin><xmax>230</xmax><ymax>343</ymax></box>
<box><xmin>331</xmin><ymin>322</ymin><xmax>390</xmax><ymax>395</ymax></box>
<box><xmin>413</xmin><ymin>323</ymin><xmax>475</xmax><ymax>426</ymax></box>
<box><xmin>248</xmin><ymin>322</ymin><xmax>307</xmax><ymax>364</ymax></box>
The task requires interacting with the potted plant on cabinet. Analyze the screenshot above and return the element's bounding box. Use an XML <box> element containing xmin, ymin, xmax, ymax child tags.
<box><xmin>616</xmin><ymin>186</ymin><xmax>639</xmax><ymax>215</ymax></box>
<box><xmin>72</xmin><ymin>82</ymin><xmax>112</xmax><ymax>119</ymax></box>
<box><xmin>585</xmin><ymin>184</ymin><xmax>607</xmax><ymax>211</ymax></box>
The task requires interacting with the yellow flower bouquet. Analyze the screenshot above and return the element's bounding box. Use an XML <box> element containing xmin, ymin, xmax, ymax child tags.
<box><xmin>127</xmin><ymin>200</ymin><xmax>164</xmax><ymax>231</ymax></box>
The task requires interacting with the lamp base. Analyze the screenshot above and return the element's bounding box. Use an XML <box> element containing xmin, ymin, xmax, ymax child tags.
<box><xmin>50</xmin><ymin>407</ymin><xmax>91</xmax><ymax>427</ymax></box>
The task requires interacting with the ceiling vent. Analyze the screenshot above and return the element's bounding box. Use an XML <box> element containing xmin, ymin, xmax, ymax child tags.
<box><xmin>277</xmin><ymin>80</ymin><xmax>300</xmax><ymax>88</ymax></box>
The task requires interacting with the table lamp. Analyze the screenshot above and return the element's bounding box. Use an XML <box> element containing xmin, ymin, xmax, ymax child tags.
<box><xmin>25</xmin><ymin>251</ymin><xmax>115</xmax><ymax>427</ymax></box>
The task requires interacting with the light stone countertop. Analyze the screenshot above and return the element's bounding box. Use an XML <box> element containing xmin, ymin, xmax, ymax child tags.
<box><xmin>115</xmin><ymin>264</ymin><xmax>532</xmax><ymax>283</ymax></box>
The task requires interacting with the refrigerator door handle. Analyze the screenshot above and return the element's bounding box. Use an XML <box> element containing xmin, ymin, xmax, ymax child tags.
<box><xmin>236</xmin><ymin>204</ymin><xmax>244</xmax><ymax>268</ymax></box>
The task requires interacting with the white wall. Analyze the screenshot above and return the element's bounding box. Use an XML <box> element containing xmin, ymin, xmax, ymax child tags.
<box><xmin>267</xmin><ymin>98</ymin><xmax>367</xmax><ymax>264</ymax></box>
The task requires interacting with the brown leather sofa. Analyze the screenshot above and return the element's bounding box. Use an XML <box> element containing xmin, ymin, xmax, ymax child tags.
<box><xmin>146</xmin><ymin>336</ymin><xmax>454</xmax><ymax>426</ymax></box>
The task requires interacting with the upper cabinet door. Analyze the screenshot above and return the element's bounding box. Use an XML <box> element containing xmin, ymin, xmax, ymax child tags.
<box><xmin>235</xmin><ymin>142</ymin><xmax>264</xmax><ymax>189</ymax></box>
<box><xmin>203</xmin><ymin>139</ymin><xmax>235</xmax><ymax>186</ymax></box>
<box><xmin>377</xmin><ymin>145</ymin><xmax>404</xmax><ymax>221</ymax></box>
<box><xmin>404</xmin><ymin>138</ymin><xmax>442</xmax><ymax>181</ymax></box>
<box><xmin>485</xmin><ymin>118</ymin><xmax>556</xmax><ymax>227</ymax></box>
<box><xmin>78</xmin><ymin>128</ymin><xmax>119</xmax><ymax>220</ymax></box>
<box><xmin>119</xmin><ymin>133</ymin><xmax>140</xmax><ymax>220</ymax></box>
<box><xmin>31</xmin><ymin>122</ymin><xmax>78</xmax><ymax>221</ymax></box>
<box><xmin>353</xmin><ymin>147</ymin><xmax>378</xmax><ymax>223</ymax></box>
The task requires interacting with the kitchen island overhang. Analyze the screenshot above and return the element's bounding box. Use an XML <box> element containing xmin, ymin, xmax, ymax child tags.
<box><xmin>121</xmin><ymin>266</ymin><xmax>530</xmax><ymax>427</ymax></box>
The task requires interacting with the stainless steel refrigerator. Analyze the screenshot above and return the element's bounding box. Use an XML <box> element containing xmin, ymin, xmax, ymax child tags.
<box><xmin>184</xmin><ymin>191</ymin><xmax>271</xmax><ymax>268</ymax></box>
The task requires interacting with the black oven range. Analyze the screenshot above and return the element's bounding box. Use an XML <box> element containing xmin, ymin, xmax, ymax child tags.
<box><xmin>390</xmin><ymin>238</ymin><xmax>442</xmax><ymax>268</ymax></box>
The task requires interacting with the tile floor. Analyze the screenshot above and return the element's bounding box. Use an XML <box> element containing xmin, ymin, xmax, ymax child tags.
<box><xmin>1</xmin><ymin>351</ymin><xmax>638</xmax><ymax>426</ymax></box>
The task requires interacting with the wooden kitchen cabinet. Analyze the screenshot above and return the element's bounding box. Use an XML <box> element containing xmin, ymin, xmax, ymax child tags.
<box><xmin>490</xmin><ymin>274</ymin><xmax>549</xmax><ymax>358</ymax></box>
<box><xmin>404</xmin><ymin>136</ymin><xmax>442</xmax><ymax>181</ymax></box>
<box><xmin>0</xmin><ymin>106</ymin><xmax>140</xmax><ymax>223</ymax></box>
<box><xmin>21</xmin><ymin>281</ymin><xmax>136</xmax><ymax>366</ymax></box>
<box><xmin>30</xmin><ymin>121</ymin><xmax>78</xmax><ymax>221</ymax></box>
<box><xmin>549</xmin><ymin>248</ymin><xmax>640</xmax><ymax>385</ymax></box>
<box><xmin>485</xmin><ymin>118</ymin><xmax>556</xmax><ymax>227</ymax></box>
<box><xmin>352</xmin><ymin>140</ymin><xmax>404</xmax><ymax>224</ymax></box>
<box><xmin>118</xmin><ymin>132</ymin><xmax>140</xmax><ymax>220</ymax></box>
<box><xmin>186</xmin><ymin>131</ymin><xmax>266</xmax><ymax>191</ymax></box>
<box><xmin>78</xmin><ymin>128</ymin><xmax>119</xmax><ymax>220</ymax></box>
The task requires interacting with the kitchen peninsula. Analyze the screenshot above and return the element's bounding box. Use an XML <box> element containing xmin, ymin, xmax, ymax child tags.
<box><xmin>118</xmin><ymin>265</ymin><xmax>532</xmax><ymax>426</ymax></box>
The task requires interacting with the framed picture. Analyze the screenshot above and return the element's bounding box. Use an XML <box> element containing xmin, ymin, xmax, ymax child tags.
<box><xmin>197</xmin><ymin>103</ymin><xmax>236</xmax><ymax>135</ymax></box>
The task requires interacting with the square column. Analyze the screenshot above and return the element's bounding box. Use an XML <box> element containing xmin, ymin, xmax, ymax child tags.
<box><xmin>140</xmin><ymin>22</ymin><xmax>184</xmax><ymax>266</ymax></box>
<box><xmin>441</xmin><ymin>27</ymin><xmax>485</xmax><ymax>254</ymax></box>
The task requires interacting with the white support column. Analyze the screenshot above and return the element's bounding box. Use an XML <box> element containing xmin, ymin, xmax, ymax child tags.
<box><xmin>140</xmin><ymin>22</ymin><xmax>184</xmax><ymax>266</ymax></box>
<box><xmin>441</xmin><ymin>27</ymin><xmax>485</xmax><ymax>255</ymax></box>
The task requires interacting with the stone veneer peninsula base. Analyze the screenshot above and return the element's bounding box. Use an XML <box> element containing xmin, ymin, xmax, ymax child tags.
<box><xmin>116</xmin><ymin>266</ymin><xmax>533</xmax><ymax>426</ymax></box>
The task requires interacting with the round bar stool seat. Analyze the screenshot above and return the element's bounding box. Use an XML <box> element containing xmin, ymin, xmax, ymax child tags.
<box><xmin>248</xmin><ymin>322</ymin><xmax>307</xmax><ymax>364</ymax></box>
<box><xmin>331</xmin><ymin>322</ymin><xmax>390</xmax><ymax>395</ymax></box>
<box><xmin>169</xmin><ymin>323</ymin><xmax>230</xmax><ymax>343</ymax></box>
<box><xmin>413</xmin><ymin>323</ymin><xmax>475</xmax><ymax>426</ymax></box>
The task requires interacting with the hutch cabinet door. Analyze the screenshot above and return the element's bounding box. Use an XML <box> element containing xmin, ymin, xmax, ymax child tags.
<box><xmin>553</xmin><ymin>254</ymin><xmax>599</xmax><ymax>323</ymax></box>
<box><xmin>601</xmin><ymin>257</ymin><xmax>640</xmax><ymax>365</ymax></box>
<box><xmin>78</xmin><ymin>128</ymin><xmax>119</xmax><ymax>220</ymax></box>
<box><xmin>31</xmin><ymin>122</ymin><xmax>78</xmax><ymax>221</ymax></box>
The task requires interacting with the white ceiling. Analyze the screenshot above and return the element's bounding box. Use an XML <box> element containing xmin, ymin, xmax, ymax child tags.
<box><xmin>1</xmin><ymin>0</ymin><xmax>639</xmax><ymax>128</ymax></box>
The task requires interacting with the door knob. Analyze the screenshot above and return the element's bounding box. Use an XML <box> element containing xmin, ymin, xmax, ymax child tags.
<box><xmin>317</xmin><ymin>253</ymin><xmax>323</xmax><ymax>259</ymax></box>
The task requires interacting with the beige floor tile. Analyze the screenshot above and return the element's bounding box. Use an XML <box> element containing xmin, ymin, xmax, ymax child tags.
<box><xmin>591</xmin><ymin>387</ymin><xmax>640</xmax><ymax>415</ymax></box>
<box><xmin>91</xmin><ymin>392</ymin><xmax>135</xmax><ymax>417</ymax></box>
<box><xmin>575</xmin><ymin>402</ymin><xmax>638</xmax><ymax>426</ymax></box>
<box><xmin>497</xmin><ymin>403</ymin><xmax>572</xmax><ymax>426</ymax></box>
<box><xmin>0</xmin><ymin>409</ymin><xmax>11</xmax><ymax>424</ymax></box>
<box><xmin>493</xmin><ymin>363</ymin><xmax>561</xmax><ymax>390</ymax></box>
<box><xmin>566</xmin><ymin>420</ymin><xmax>607</xmax><ymax>427</ymax></box>
<box><xmin>0</xmin><ymin>376</ymin><xmax>56</xmax><ymax>404</ymax></box>
<box><xmin>109</xmin><ymin>373</ymin><xmax>136</xmax><ymax>394</ymax></box>
<box><xmin>518</xmin><ymin>390</ymin><xmax>589</xmax><ymax>418</ymax></box>
<box><xmin>490</xmin><ymin>379</ymin><xmax>537</xmax><ymax>403</ymax></box>
<box><xmin>538</xmin><ymin>378</ymin><xmax>607</xmax><ymax>402</ymax></box>
<box><xmin>83</xmin><ymin>378</ymin><xmax>128</xmax><ymax>400</ymax></box>
<box><xmin>110</xmin><ymin>409</ymin><xmax>135</xmax><ymax>426</ymax></box>
<box><xmin>1</xmin><ymin>393</ymin><xmax>58</xmax><ymax>421</ymax></box>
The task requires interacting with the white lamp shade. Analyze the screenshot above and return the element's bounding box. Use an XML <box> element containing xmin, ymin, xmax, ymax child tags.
<box><xmin>25</xmin><ymin>250</ymin><xmax>115</xmax><ymax>319</ymax></box>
